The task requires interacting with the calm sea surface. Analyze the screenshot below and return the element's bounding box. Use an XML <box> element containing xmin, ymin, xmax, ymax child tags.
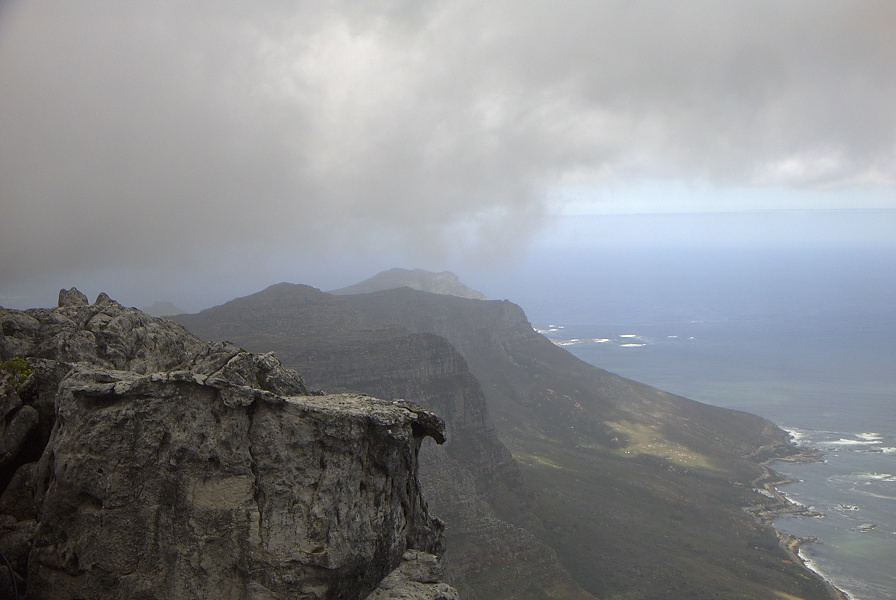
<box><xmin>476</xmin><ymin>242</ymin><xmax>896</xmax><ymax>600</ymax></box>
<box><xmin>535</xmin><ymin>317</ymin><xmax>895</xmax><ymax>600</ymax></box>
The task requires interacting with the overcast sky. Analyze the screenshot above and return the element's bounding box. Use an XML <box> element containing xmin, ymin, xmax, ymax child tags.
<box><xmin>2</xmin><ymin>1</ymin><xmax>895</xmax><ymax>310</ymax></box>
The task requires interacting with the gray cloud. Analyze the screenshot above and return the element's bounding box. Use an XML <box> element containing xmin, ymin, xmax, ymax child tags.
<box><xmin>2</xmin><ymin>1</ymin><xmax>895</xmax><ymax>307</ymax></box>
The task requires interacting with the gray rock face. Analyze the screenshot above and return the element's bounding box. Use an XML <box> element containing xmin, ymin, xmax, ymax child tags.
<box><xmin>0</xmin><ymin>289</ymin><xmax>448</xmax><ymax>600</ymax></box>
<box><xmin>365</xmin><ymin>551</ymin><xmax>459</xmax><ymax>600</ymax></box>
<box><xmin>56</xmin><ymin>287</ymin><xmax>88</xmax><ymax>308</ymax></box>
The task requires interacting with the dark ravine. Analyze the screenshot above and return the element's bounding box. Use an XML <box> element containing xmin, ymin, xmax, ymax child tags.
<box><xmin>175</xmin><ymin>273</ymin><xmax>842</xmax><ymax>600</ymax></box>
<box><xmin>0</xmin><ymin>289</ymin><xmax>457</xmax><ymax>599</ymax></box>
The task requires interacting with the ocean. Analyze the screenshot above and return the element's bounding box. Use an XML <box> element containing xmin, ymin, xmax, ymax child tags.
<box><xmin>472</xmin><ymin>239</ymin><xmax>896</xmax><ymax>600</ymax></box>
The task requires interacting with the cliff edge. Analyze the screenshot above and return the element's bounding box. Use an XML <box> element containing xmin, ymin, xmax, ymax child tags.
<box><xmin>175</xmin><ymin>280</ymin><xmax>837</xmax><ymax>600</ymax></box>
<box><xmin>0</xmin><ymin>288</ymin><xmax>454</xmax><ymax>599</ymax></box>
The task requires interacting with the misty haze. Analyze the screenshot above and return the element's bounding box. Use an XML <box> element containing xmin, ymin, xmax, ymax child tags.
<box><xmin>2</xmin><ymin>2</ymin><xmax>895</xmax><ymax>599</ymax></box>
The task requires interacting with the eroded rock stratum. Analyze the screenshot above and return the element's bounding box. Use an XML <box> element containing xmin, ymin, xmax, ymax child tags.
<box><xmin>0</xmin><ymin>289</ymin><xmax>452</xmax><ymax>599</ymax></box>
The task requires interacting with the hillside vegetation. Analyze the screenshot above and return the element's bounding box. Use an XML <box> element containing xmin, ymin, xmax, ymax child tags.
<box><xmin>174</xmin><ymin>276</ymin><xmax>836</xmax><ymax>600</ymax></box>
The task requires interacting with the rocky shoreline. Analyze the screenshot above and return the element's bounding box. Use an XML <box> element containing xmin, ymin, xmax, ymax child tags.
<box><xmin>750</xmin><ymin>447</ymin><xmax>851</xmax><ymax>600</ymax></box>
<box><xmin>776</xmin><ymin>533</ymin><xmax>850</xmax><ymax>600</ymax></box>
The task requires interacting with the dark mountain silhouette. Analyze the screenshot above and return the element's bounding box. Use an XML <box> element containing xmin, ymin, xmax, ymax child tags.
<box><xmin>329</xmin><ymin>268</ymin><xmax>487</xmax><ymax>300</ymax></box>
<box><xmin>140</xmin><ymin>300</ymin><xmax>185</xmax><ymax>316</ymax></box>
<box><xmin>174</xmin><ymin>276</ymin><xmax>836</xmax><ymax>600</ymax></box>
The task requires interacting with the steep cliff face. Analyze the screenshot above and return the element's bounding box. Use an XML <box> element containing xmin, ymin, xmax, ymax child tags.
<box><xmin>263</xmin><ymin>329</ymin><xmax>593</xmax><ymax>599</ymax></box>
<box><xmin>175</xmin><ymin>280</ymin><xmax>836</xmax><ymax>600</ymax></box>
<box><xmin>0</xmin><ymin>289</ymin><xmax>452</xmax><ymax>600</ymax></box>
<box><xmin>176</xmin><ymin>285</ymin><xmax>596</xmax><ymax>599</ymax></box>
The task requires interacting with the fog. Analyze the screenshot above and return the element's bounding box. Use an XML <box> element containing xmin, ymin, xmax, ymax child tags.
<box><xmin>2</xmin><ymin>1</ymin><xmax>895</xmax><ymax>310</ymax></box>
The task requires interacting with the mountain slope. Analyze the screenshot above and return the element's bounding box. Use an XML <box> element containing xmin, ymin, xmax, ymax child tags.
<box><xmin>176</xmin><ymin>283</ymin><xmax>594</xmax><ymax>598</ymax></box>
<box><xmin>175</xmin><ymin>282</ymin><xmax>836</xmax><ymax>600</ymax></box>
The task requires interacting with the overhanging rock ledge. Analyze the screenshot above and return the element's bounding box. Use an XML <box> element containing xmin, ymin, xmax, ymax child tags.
<box><xmin>0</xmin><ymin>288</ymin><xmax>453</xmax><ymax>599</ymax></box>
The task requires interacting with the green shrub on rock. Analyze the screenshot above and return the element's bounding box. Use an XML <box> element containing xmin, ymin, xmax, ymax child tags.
<box><xmin>1</xmin><ymin>357</ymin><xmax>32</xmax><ymax>386</ymax></box>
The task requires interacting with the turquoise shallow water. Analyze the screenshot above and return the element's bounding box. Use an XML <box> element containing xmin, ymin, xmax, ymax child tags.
<box><xmin>534</xmin><ymin>316</ymin><xmax>896</xmax><ymax>600</ymax></box>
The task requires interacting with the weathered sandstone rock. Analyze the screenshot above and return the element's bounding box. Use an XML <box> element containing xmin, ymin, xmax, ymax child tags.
<box><xmin>0</xmin><ymin>290</ymin><xmax>449</xmax><ymax>600</ymax></box>
<box><xmin>365</xmin><ymin>550</ymin><xmax>459</xmax><ymax>600</ymax></box>
<box><xmin>29</xmin><ymin>376</ymin><xmax>444</xmax><ymax>599</ymax></box>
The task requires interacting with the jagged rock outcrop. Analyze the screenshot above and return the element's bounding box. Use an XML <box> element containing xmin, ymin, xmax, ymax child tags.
<box><xmin>365</xmin><ymin>550</ymin><xmax>458</xmax><ymax>600</ymax></box>
<box><xmin>0</xmin><ymin>289</ymin><xmax>452</xmax><ymax>599</ymax></box>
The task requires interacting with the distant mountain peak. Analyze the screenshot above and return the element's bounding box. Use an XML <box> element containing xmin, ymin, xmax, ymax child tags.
<box><xmin>141</xmin><ymin>300</ymin><xmax>185</xmax><ymax>317</ymax></box>
<box><xmin>329</xmin><ymin>268</ymin><xmax>487</xmax><ymax>300</ymax></box>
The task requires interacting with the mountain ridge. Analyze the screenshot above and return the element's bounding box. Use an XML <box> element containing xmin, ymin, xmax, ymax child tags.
<box><xmin>174</xmin><ymin>276</ymin><xmax>837</xmax><ymax>600</ymax></box>
<box><xmin>329</xmin><ymin>268</ymin><xmax>488</xmax><ymax>300</ymax></box>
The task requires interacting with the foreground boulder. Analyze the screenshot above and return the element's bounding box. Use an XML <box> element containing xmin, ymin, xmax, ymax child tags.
<box><xmin>0</xmin><ymin>289</ymin><xmax>451</xmax><ymax>599</ymax></box>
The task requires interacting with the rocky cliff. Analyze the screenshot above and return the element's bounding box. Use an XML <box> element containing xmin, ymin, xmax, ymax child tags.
<box><xmin>175</xmin><ymin>278</ymin><xmax>838</xmax><ymax>600</ymax></box>
<box><xmin>0</xmin><ymin>289</ymin><xmax>455</xmax><ymax>599</ymax></box>
<box><xmin>253</xmin><ymin>325</ymin><xmax>593</xmax><ymax>599</ymax></box>
<box><xmin>176</xmin><ymin>283</ymin><xmax>593</xmax><ymax>598</ymax></box>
